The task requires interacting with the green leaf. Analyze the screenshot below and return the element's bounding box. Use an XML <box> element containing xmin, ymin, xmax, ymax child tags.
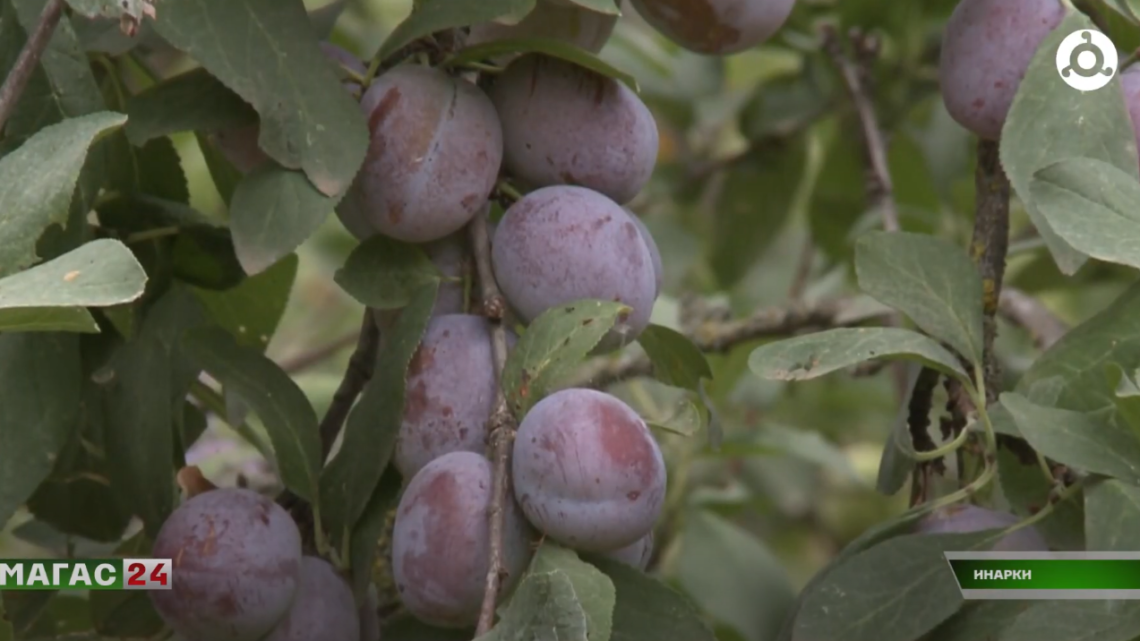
<box><xmin>308</xmin><ymin>0</ymin><xmax>347</xmax><ymax>38</ymax></box>
<box><xmin>925</xmin><ymin>601</ymin><xmax>1033</xmax><ymax>641</ymax></box>
<box><xmin>196</xmin><ymin>130</ymin><xmax>243</xmax><ymax>205</ymax></box>
<box><xmin>124</xmin><ymin>67</ymin><xmax>258</xmax><ymax>146</ymax></box>
<box><xmin>676</xmin><ymin>510</ymin><xmax>795</xmax><ymax>641</ymax></box>
<box><xmin>709</xmin><ymin>139</ymin><xmax>806</xmax><ymax>287</ymax></box>
<box><xmin>748</xmin><ymin>327</ymin><xmax>970</xmax><ymax>384</ymax></box>
<box><xmin>585</xmin><ymin>555</ymin><xmax>717</xmax><ymax>641</ymax></box>
<box><xmin>793</xmin><ymin>531</ymin><xmax>995</xmax><ymax>641</ymax></box>
<box><xmin>378</xmin><ymin>0</ymin><xmax>535</xmax><ymax>61</ymax></box>
<box><xmin>636</xmin><ymin>323</ymin><xmax>712</xmax><ymax>391</ymax></box>
<box><xmin>445</xmin><ymin>38</ymin><xmax>636</xmax><ymax>90</ymax></box>
<box><xmin>1001</xmin><ymin>392</ymin><xmax>1140</xmax><ymax>484</ymax></box>
<box><xmin>1001</xmin><ymin>11</ymin><xmax>1139</xmax><ymax>275</ymax></box>
<box><xmin>875</xmin><ymin>363</ymin><xmax>924</xmax><ymax>495</ymax></box>
<box><xmin>0</xmin><ymin>239</ymin><xmax>147</xmax><ymax>332</ymax></box>
<box><xmin>0</xmin><ymin>598</ymin><xmax>9</xmax><ymax>641</ymax></box>
<box><xmin>348</xmin><ymin>467</ymin><xmax>401</xmax><ymax>600</ymax></box>
<box><xmin>991</xmin><ymin>601</ymin><xmax>1140</xmax><ymax>641</ymax></box>
<box><xmin>1085</xmin><ymin>477</ymin><xmax>1140</xmax><ymax>551</ymax></box>
<box><xmin>529</xmin><ymin>543</ymin><xmax>616</xmax><ymax>641</ymax></box>
<box><xmin>171</xmin><ymin>224</ymin><xmax>246</xmax><ymax>290</ymax></box>
<box><xmin>500</xmin><ymin>299</ymin><xmax>627</xmax><ymax>418</ymax></box>
<box><xmin>1028</xmin><ymin>157</ymin><xmax>1140</xmax><ymax>271</ymax></box>
<box><xmin>854</xmin><ymin>231</ymin><xmax>984</xmax><ymax>365</ymax></box>
<box><xmin>996</xmin><ymin>447</ymin><xmax>1085</xmax><ymax>551</ymax></box>
<box><xmin>193</xmin><ymin>253</ymin><xmax>297</xmax><ymax>350</ymax></box>
<box><xmin>1016</xmin><ymin>280</ymin><xmax>1140</xmax><ymax>421</ymax></box>
<box><xmin>643</xmin><ymin>396</ymin><xmax>703</xmax><ymax>437</ymax></box>
<box><xmin>150</xmin><ymin>0</ymin><xmax>365</xmax><ymax>196</ymax></box>
<box><xmin>229</xmin><ymin>164</ymin><xmax>340</xmax><ymax>275</ymax></box>
<box><xmin>1107</xmin><ymin>363</ymin><xmax>1140</xmax><ymax>443</ymax></box>
<box><xmin>0</xmin><ymin>333</ymin><xmax>80</xmax><ymax>528</ymax></box>
<box><xmin>320</xmin><ymin>283</ymin><xmax>437</xmax><ymax>540</ymax></box>
<box><xmin>101</xmin><ymin>286</ymin><xmax>207</xmax><ymax>537</ymax></box>
<box><xmin>475</xmin><ymin>570</ymin><xmax>588</xmax><ymax>641</ymax></box>
<box><xmin>89</xmin><ymin>531</ymin><xmax>163</xmax><ymax>637</ymax></box>
<box><xmin>1102</xmin><ymin>1</ymin><xmax>1140</xmax><ymax>24</ymax></box>
<box><xmin>0</xmin><ymin>111</ymin><xmax>127</xmax><ymax>277</ymax></box>
<box><xmin>26</xmin><ymin>381</ymin><xmax>133</xmax><ymax>542</ymax></box>
<box><xmin>805</xmin><ymin>118</ymin><xmax>868</xmax><ymax>262</ymax></box>
<box><xmin>334</xmin><ymin>235</ymin><xmax>441</xmax><ymax>309</ymax></box>
<box><xmin>183</xmin><ymin>326</ymin><xmax>322</xmax><ymax>504</ymax></box>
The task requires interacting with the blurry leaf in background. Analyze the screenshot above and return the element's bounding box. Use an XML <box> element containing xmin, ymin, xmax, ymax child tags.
<box><xmin>708</xmin><ymin>138</ymin><xmax>807</xmax><ymax>288</ymax></box>
<box><xmin>675</xmin><ymin>509</ymin><xmax>796</xmax><ymax>641</ymax></box>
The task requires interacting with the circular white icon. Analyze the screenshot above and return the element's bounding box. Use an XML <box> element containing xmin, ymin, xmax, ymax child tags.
<box><xmin>1056</xmin><ymin>29</ymin><xmax>1118</xmax><ymax>91</ymax></box>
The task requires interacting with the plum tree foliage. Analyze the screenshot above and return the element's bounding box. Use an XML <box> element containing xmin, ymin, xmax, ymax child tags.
<box><xmin>6</xmin><ymin>0</ymin><xmax>1140</xmax><ymax>640</ymax></box>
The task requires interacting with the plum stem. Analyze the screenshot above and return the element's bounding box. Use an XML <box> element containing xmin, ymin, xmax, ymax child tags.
<box><xmin>0</xmin><ymin>0</ymin><xmax>65</xmax><ymax>136</ymax></box>
<box><xmin>468</xmin><ymin>204</ymin><xmax>517</xmax><ymax>637</ymax></box>
<box><xmin>494</xmin><ymin>179</ymin><xmax>524</xmax><ymax>203</ymax></box>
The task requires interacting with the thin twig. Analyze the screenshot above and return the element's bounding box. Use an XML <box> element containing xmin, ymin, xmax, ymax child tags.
<box><xmin>318</xmin><ymin>310</ymin><xmax>380</xmax><ymax>460</ymax></box>
<box><xmin>568</xmin><ymin>298</ymin><xmax>891</xmax><ymax>389</ymax></box>
<box><xmin>998</xmin><ymin>287</ymin><xmax>1067</xmax><ymax>351</ymax></box>
<box><xmin>279</xmin><ymin>330</ymin><xmax>361</xmax><ymax>373</ymax></box>
<box><xmin>470</xmin><ymin>210</ymin><xmax>517</xmax><ymax>636</ymax></box>
<box><xmin>0</xmin><ymin>0</ymin><xmax>66</xmax><ymax>135</ymax></box>
<box><xmin>821</xmin><ymin>25</ymin><xmax>910</xmax><ymax>405</ymax></box>
<box><xmin>821</xmin><ymin>25</ymin><xmax>898</xmax><ymax>232</ymax></box>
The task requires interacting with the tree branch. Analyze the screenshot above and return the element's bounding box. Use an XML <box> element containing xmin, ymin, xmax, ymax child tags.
<box><xmin>469</xmin><ymin>209</ymin><xmax>518</xmax><ymax>637</ymax></box>
<box><xmin>568</xmin><ymin>297</ymin><xmax>891</xmax><ymax>389</ymax></box>
<box><xmin>0</xmin><ymin>0</ymin><xmax>66</xmax><ymax>135</ymax></box>
<box><xmin>998</xmin><ymin>287</ymin><xmax>1067</xmax><ymax>351</ymax></box>
<box><xmin>821</xmin><ymin>25</ymin><xmax>898</xmax><ymax>232</ymax></box>
<box><xmin>317</xmin><ymin>310</ymin><xmax>381</xmax><ymax>459</ymax></box>
<box><xmin>971</xmin><ymin>139</ymin><xmax>1012</xmax><ymax>404</ymax></box>
<box><xmin>277</xmin><ymin>310</ymin><xmax>378</xmax><ymax>550</ymax></box>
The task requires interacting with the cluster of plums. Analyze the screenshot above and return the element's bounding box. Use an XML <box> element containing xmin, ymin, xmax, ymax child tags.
<box><xmin>184</xmin><ymin>0</ymin><xmax>809</xmax><ymax>634</ymax></box>
<box><xmin>147</xmin><ymin>488</ymin><xmax>379</xmax><ymax>641</ymax></box>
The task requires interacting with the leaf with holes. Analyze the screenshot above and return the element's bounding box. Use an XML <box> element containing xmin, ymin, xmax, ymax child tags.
<box><xmin>748</xmin><ymin>327</ymin><xmax>970</xmax><ymax>384</ymax></box>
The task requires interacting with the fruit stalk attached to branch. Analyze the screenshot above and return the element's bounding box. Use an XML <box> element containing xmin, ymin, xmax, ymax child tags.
<box><xmin>468</xmin><ymin>207</ymin><xmax>519</xmax><ymax>636</ymax></box>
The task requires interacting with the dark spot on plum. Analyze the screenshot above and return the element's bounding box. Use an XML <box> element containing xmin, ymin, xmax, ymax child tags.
<box><xmin>368</xmin><ymin>88</ymin><xmax>402</xmax><ymax>134</ymax></box>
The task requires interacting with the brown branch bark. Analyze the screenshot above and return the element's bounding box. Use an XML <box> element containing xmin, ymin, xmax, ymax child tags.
<box><xmin>568</xmin><ymin>297</ymin><xmax>892</xmax><ymax>389</ymax></box>
<box><xmin>971</xmin><ymin>139</ymin><xmax>1011</xmax><ymax>403</ymax></box>
<box><xmin>318</xmin><ymin>310</ymin><xmax>381</xmax><ymax>459</ymax></box>
<box><xmin>469</xmin><ymin>209</ymin><xmax>518</xmax><ymax>637</ymax></box>
<box><xmin>821</xmin><ymin>26</ymin><xmax>898</xmax><ymax>233</ymax></box>
<box><xmin>277</xmin><ymin>310</ymin><xmax>379</xmax><ymax>549</ymax></box>
<box><xmin>0</xmin><ymin>0</ymin><xmax>66</xmax><ymax>135</ymax></box>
